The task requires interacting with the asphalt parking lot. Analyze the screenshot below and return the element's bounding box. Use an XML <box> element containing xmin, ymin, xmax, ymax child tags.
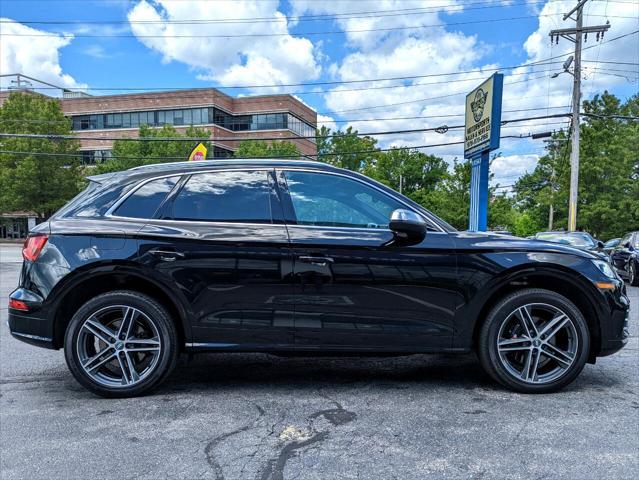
<box><xmin>1</xmin><ymin>243</ymin><xmax>638</xmax><ymax>480</ymax></box>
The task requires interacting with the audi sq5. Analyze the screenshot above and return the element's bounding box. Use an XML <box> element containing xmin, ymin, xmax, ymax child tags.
<box><xmin>8</xmin><ymin>160</ymin><xmax>630</xmax><ymax>397</ymax></box>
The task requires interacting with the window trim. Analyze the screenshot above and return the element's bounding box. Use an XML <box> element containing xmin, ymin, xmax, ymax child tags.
<box><xmin>105</xmin><ymin>167</ymin><xmax>446</xmax><ymax>233</ymax></box>
<box><xmin>106</xmin><ymin>168</ymin><xmax>279</xmax><ymax>225</ymax></box>
<box><xmin>109</xmin><ymin>175</ymin><xmax>182</xmax><ymax>220</ymax></box>
<box><xmin>278</xmin><ymin>168</ymin><xmax>445</xmax><ymax>233</ymax></box>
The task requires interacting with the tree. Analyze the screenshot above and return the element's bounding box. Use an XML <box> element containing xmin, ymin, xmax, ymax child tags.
<box><xmin>317</xmin><ymin>126</ymin><xmax>379</xmax><ymax>171</ymax></box>
<box><xmin>0</xmin><ymin>92</ymin><xmax>81</xmax><ymax>219</ymax></box>
<box><xmin>416</xmin><ymin>159</ymin><xmax>472</xmax><ymax>229</ymax></box>
<box><xmin>514</xmin><ymin>92</ymin><xmax>639</xmax><ymax>239</ymax></box>
<box><xmin>364</xmin><ymin>147</ymin><xmax>448</xmax><ymax>198</ymax></box>
<box><xmin>96</xmin><ymin>125</ymin><xmax>212</xmax><ymax>173</ymax></box>
<box><xmin>234</xmin><ymin>140</ymin><xmax>299</xmax><ymax>158</ymax></box>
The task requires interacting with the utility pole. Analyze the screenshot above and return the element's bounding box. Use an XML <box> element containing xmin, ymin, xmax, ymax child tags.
<box><xmin>549</xmin><ymin>0</ymin><xmax>609</xmax><ymax>231</ymax></box>
<box><xmin>548</xmin><ymin>164</ymin><xmax>556</xmax><ymax>231</ymax></box>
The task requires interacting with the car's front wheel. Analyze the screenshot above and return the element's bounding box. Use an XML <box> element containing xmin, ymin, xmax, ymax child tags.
<box><xmin>478</xmin><ymin>288</ymin><xmax>590</xmax><ymax>393</ymax></box>
<box><xmin>64</xmin><ymin>291</ymin><xmax>178</xmax><ymax>398</ymax></box>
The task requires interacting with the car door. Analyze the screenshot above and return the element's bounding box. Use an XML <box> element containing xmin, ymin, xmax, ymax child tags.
<box><xmin>131</xmin><ymin>169</ymin><xmax>296</xmax><ymax>349</ymax></box>
<box><xmin>278</xmin><ymin>169</ymin><xmax>458</xmax><ymax>352</ymax></box>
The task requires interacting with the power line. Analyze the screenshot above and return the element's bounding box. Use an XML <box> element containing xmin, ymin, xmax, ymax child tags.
<box><xmin>0</xmin><ymin>14</ymin><xmax>565</xmax><ymax>38</ymax></box>
<box><xmin>1</xmin><ymin>113</ymin><xmax>630</xmax><ymax>143</ymax></box>
<box><xmin>0</xmin><ymin>113</ymin><xmax>579</xmax><ymax>143</ymax></box>
<box><xmin>324</xmin><ymin>74</ymin><xmax>553</xmax><ymax>114</ymax></box>
<box><xmin>0</xmin><ymin>1</ymin><xmax>554</xmax><ymax>25</ymax></box>
<box><xmin>0</xmin><ymin>61</ymin><xmax>564</xmax><ymax>92</ymax></box>
<box><xmin>0</xmin><ymin>132</ymin><xmax>559</xmax><ymax>161</ymax></box>
<box><xmin>2</xmin><ymin>106</ymin><xmax>573</xmax><ymax>127</ymax></box>
<box><xmin>0</xmin><ymin>66</ymin><xmax>564</xmax><ymax>100</ymax></box>
<box><xmin>1</xmin><ymin>31</ymin><xmax>633</xmax><ymax>95</ymax></box>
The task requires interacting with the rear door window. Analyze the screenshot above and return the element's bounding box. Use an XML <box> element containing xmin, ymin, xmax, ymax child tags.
<box><xmin>114</xmin><ymin>176</ymin><xmax>179</xmax><ymax>219</ymax></box>
<box><xmin>168</xmin><ymin>171</ymin><xmax>272</xmax><ymax>223</ymax></box>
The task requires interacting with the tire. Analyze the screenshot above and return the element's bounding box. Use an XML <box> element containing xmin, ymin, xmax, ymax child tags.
<box><xmin>477</xmin><ymin>288</ymin><xmax>590</xmax><ymax>394</ymax></box>
<box><xmin>64</xmin><ymin>291</ymin><xmax>179</xmax><ymax>398</ymax></box>
<box><xmin>629</xmin><ymin>260</ymin><xmax>638</xmax><ymax>287</ymax></box>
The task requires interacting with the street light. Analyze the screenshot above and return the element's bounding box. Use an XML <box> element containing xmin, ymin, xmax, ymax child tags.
<box><xmin>551</xmin><ymin>56</ymin><xmax>574</xmax><ymax>78</ymax></box>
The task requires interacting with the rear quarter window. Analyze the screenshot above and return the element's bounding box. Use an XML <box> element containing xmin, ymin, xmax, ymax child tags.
<box><xmin>114</xmin><ymin>176</ymin><xmax>179</xmax><ymax>219</ymax></box>
<box><xmin>63</xmin><ymin>183</ymin><xmax>129</xmax><ymax>218</ymax></box>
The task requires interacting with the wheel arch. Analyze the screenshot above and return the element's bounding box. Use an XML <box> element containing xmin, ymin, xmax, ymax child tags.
<box><xmin>49</xmin><ymin>265</ymin><xmax>191</xmax><ymax>350</ymax></box>
<box><xmin>467</xmin><ymin>265</ymin><xmax>604</xmax><ymax>359</ymax></box>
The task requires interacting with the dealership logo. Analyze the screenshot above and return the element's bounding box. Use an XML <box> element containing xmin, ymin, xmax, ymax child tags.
<box><xmin>471</xmin><ymin>88</ymin><xmax>488</xmax><ymax>123</ymax></box>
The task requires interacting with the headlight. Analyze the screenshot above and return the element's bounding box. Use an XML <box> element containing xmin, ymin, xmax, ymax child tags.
<box><xmin>592</xmin><ymin>259</ymin><xmax>617</xmax><ymax>279</ymax></box>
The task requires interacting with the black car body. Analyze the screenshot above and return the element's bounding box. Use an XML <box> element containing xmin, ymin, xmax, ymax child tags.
<box><xmin>603</xmin><ymin>238</ymin><xmax>621</xmax><ymax>258</ymax></box>
<box><xmin>534</xmin><ymin>231</ymin><xmax>607</xmax><ymax>259</ymax></box>
<box><xmin>8</xmin><ymin>160</ymin><xmax>630</xmax><ymax>396</ymax></box>
<box><xmin>610</xmin><ymin>231</ymin><xmax>639</xmax><ymax>286</ymax></box>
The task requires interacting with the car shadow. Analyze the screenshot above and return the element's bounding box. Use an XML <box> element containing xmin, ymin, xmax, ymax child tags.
<box><xmin>161</xmin><ymin>352</ymin><xmax>495</xmax><ymax>393</ymax></box>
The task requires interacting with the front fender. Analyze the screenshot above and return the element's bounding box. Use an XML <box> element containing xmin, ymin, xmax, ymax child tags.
<box><xmin>452</xmin><ymin>251</ymin><xmax>608</xmax><ymax>349</ymax></box>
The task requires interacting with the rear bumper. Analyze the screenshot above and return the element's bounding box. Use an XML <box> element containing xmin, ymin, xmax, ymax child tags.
<box><xmin>8</xmin><ymin>288</ymin><xmax>56</xmax><ymax>349</ymax></box>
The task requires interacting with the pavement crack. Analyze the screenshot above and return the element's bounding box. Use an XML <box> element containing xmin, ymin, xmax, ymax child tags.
<box><xmin>258</xmin><ymin>431</ymin><xmax>329</xmax><ymax>480</ymax></box>
<box><xmin>204</xmin><ymin>402</ymin><xmax>266</xmax><ymax>480</ymax></box>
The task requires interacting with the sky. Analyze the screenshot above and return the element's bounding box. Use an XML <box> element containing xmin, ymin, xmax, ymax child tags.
<box><xmin>1</xmin><ymin>0</ymin><xmax>638</xmax><ymax>189</ymax></box>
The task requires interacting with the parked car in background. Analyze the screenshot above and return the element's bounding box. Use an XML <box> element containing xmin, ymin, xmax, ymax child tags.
<box><xmin>534</xmin><ymin>231</ymin><xmax>607</xmax><ymax>259</ymax></box>
<box><xmin>610</xmin><ymin>231</ymin><xmax>639</xmax><ymax>286</ymax></box>
<box><xmin>603</xmin><ymin>238</ymin><xmax>621</xmax><ymax>258</ymax></box>
<box><xmin>8</xmin><ymin>160</ymin><xmax>629</xmax><ymax>397</ymax></box>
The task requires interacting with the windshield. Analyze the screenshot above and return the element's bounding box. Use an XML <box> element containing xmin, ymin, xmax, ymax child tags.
<box><xmin>536</xmin><ymin>232</ymin><xmax>596</xmax><ymax>248</ymax></box>
<box><xmin>604</xmin><ymin>238</ymin><xmax>620</xmax><ymax>248</ymax></box>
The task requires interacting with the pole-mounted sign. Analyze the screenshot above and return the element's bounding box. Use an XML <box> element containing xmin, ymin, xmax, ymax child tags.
<box><xmin>189</xmin><ymin>142</ymin><xmax>208</xmax><ymax>161</ymax></box>
<box><xmin>464</xmin><ymin>73</ymin><xmax>503</xmax><ymax>231</ymax></box>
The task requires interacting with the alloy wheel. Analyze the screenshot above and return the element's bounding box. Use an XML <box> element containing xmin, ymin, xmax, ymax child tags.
<box><xmin>76</xmin><ymin>305</ymin><xmax>162</xmax><ymax>388</ymax></box>
<box><xmin>496</xmin><ymin>303</ymin><xmax>578</xmax><ymax>384</ymax></box>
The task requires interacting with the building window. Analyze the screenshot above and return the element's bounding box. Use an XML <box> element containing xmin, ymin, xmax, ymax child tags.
<box><xmin>70</xmin><ymin>107</ymin><xmax>316</xmax><ymax>140</ymax></box>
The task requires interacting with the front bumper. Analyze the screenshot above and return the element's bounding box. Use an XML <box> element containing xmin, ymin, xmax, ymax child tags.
<box><xmin>596</xmin><ymin>284</ymin><xmax>630</xmax><ymax>357</ymax></box>
<box><xmin>7</xmin><ymin>288</ymin><xmax>56</xmax><ymax>349</ymax></box>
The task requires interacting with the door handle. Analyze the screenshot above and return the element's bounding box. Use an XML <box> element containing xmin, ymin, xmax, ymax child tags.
<box><xmin>298</xmin><ymin>255</ymin><xmax>334</xmax><ymax>266</ymax></box>
<box><xmin>149</xmin><ymin>248</ymin><xmax>185</xmax><ymax>262</ymax></box>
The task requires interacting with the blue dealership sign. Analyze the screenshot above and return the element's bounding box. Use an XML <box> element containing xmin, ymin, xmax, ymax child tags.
<box><xmin>464</xmin><ymin>73</ymin><xmax>503</xmax><ymax>159</ymax></box>
<box><xmin>464</xmin><ymin>73</ymin><xmax>503</xmax><ymax>231</ymax></box>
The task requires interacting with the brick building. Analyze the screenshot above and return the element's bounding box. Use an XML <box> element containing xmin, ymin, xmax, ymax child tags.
<box><xmin>0</xmin><ymin>75</ymin><xmax>318</xmax><ymax>237</ymax></box>
<box><xmin>0</xmin><ymin>75</ymin><xmax>318</xmax><ymax>164</ymax></box>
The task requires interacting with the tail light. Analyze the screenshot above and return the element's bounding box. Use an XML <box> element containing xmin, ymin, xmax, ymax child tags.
<box><xmin>8</xmin><ymin>299</ymin><xmax>29</xmax><ymax>311</ymax></box>
<box><xmin>22</xmin><ymin>234</ymin><xmax>48</xmax><ymax>262</ymax></box>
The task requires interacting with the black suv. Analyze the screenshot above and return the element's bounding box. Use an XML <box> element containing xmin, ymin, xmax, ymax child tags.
<box><xmin>8</xmin><ymin>160</ymin><xmax>630</xmax><ymax>397</ymax></box>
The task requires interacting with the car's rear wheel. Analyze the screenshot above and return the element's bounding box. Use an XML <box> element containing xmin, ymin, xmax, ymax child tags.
<box><xmin>64</xmin><ymin>291</ymin><xmax>178</xmax><ymax>398</ymax></box>
<box><xmin>478</xmin><ymin>288</ymin><xmax>590</xmax><ymax>393</ymax></box>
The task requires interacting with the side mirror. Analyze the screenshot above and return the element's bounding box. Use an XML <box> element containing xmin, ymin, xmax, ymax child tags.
<box><xmin>597</xmin><ymin>241</ymin><xmax>604</xmax><ymax>250</ymax></box>
<box><xmin>387</xmin><ymin>209</ymin><xmax>427</xmax><ymax>246</ymax></box>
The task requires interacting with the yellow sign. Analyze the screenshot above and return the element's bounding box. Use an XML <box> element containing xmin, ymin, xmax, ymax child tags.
<box><xmin>188</xmin><ymin>143</ymin><xmax>207</xmax><ymax>161</ymax></box>
<box><xmin>464</xmin><ymin>74</ymin><xmax>502</xmax><ymax>158</ymax></box>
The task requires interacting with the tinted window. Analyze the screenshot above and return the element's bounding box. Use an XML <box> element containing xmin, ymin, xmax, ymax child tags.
<box><xmin>114</xmin><ymin>176</ymin><xmax>178</xmax><ymax>219</ymax></box>
<box><xmin>65</xmin><ymin>183</ymin><xmax>128</xmax><ymax>218</ymax></box>
<box><xmin>170</xmin><ymin>171</ymin><xmax>272</xmax><ymax>222</ymax></box>
<box><xmin>284</xmin><ymin>171</ymin><xmax>403</xmax><ymax>228</ymax></box>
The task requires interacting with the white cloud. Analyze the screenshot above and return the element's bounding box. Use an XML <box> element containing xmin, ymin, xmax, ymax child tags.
<box><xmin>491</xmin><ymin>153</ymin><xmax>540</xmax><ymax>184</ymax></box>
<box><xmin>127</xmin><ymin>0</ymin><xmax>321</xmax><ymax>92</ymax></box>
<box><xmin>0</xmin><ymin>18</ymin><xmax>86</xmax><ymax>90</ymax></box>
<box><xmin>317</xmin><ymin>113</ymin><xmax>337</xmax><ymax>132</ymax></box>
<box><xmin>84</xmin><ymin>44</ymin><xmax>121</xmax><ymax>59</ymax></box>
<box><xmin>291</xmin><ymin>0</ymin><xmax>636</xmax><ymax>180</ymax></box>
